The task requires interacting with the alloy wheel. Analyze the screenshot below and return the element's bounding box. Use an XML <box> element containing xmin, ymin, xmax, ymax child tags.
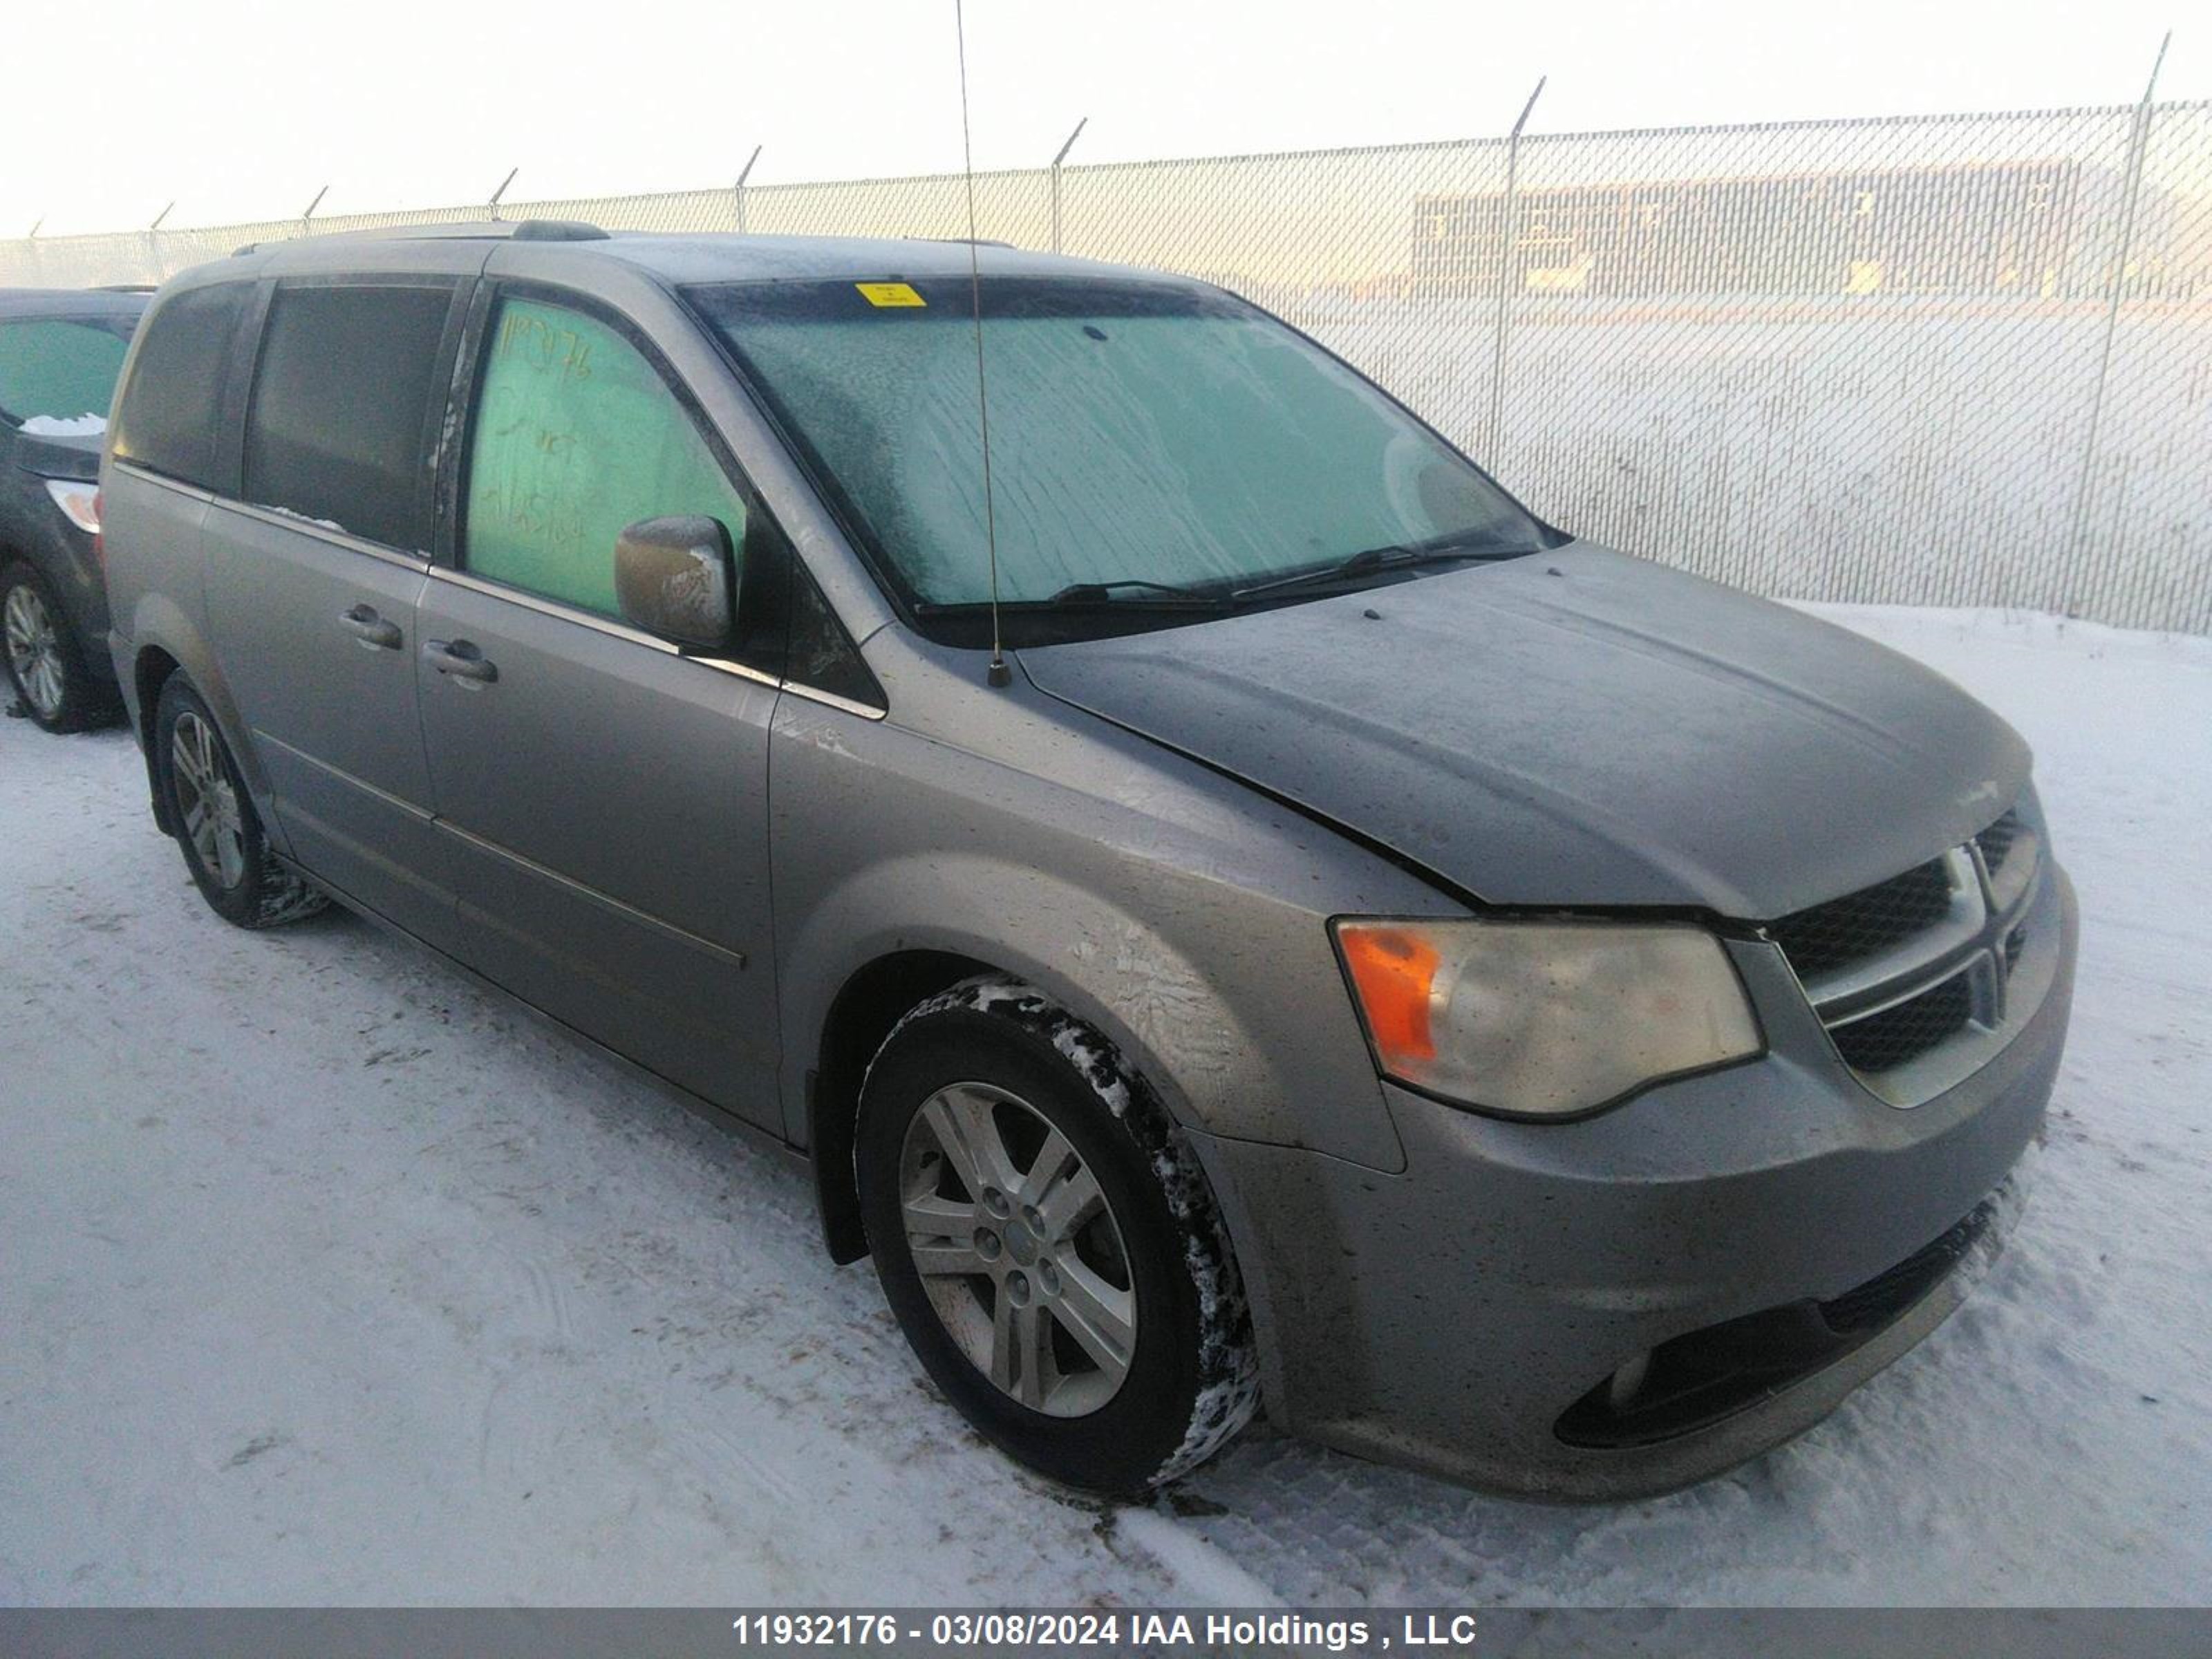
<box><xmin>170</xmin><ymin>711</ymin><xmax>248</xmax><ymax>890</ymax></box>
<box><xmin>899</xmin><ymin>1080</ymin><xmax>1138</xmax><ymax>1416</ymax></box>
<box><xmin>3</xmin><ymin>583</ymin><xmax>65</xmax><ymax>720</ymax></box>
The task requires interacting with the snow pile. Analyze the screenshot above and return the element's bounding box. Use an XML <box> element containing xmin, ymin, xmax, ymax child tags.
<box><xmin>258</xmin><ymin>504</ymin><xmax>347</xmax><ymax>534</ymax></box>
<box><xmin>17</xmin><ymin>413</ymin><xmax>105</xmax><ymax>436</ymax></box>
<box><xmin>0</xmin><ymin>604</ymin><xmax>2206</xmax><ymax>1606</ymax></box>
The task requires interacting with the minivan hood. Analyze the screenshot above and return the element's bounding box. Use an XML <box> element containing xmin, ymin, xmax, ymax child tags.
<box><xmin>11</xmin><ymin>430</ymin><xmax>102</xmax><ymax>482</ymax></box>
<box><xmin>1017</xmin><ymin>543</ymin><xmax>2030</xmax><ymax>919</ymax></box>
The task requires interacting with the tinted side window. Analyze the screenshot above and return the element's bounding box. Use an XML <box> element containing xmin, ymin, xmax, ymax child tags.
<box><xmin>112</xmin><ymin>283</ymin><xmax>252</xmax><ymax>489</ymax></box>
<box><xmin>244</xmin><ymin>283</ymin><xmax>453</xmax><ymax>550</ymax></box>
<box><xmin>462</xmin><ymin>296</ymin><xmax>747</xmax><ymax>618</ymax></box>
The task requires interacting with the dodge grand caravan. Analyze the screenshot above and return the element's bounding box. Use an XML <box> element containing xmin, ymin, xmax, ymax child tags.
<box><xmin>100</xmin><ymin>223</ymin><xmax>2077</xmax><ymax>1499</ymax></box>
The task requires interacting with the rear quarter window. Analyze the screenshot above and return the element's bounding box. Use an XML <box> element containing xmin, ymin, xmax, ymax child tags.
<box><xmin>243</xmin><ymin>281</ymin><xmax>456</xmax><ymax>550</ymax></box>
<box><xmin>111</xmin><ymin>283</ymin><xmax>253</xmax><ymax>490</ymax></box>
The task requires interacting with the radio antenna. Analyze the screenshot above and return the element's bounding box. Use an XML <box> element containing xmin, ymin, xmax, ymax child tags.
<box><xmin>955</xmin><ymin>0</ymin><xmax>1011</xmax><ymax>687</ymax></box>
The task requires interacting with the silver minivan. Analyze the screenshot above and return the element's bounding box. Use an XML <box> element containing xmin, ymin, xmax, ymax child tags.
<box><xmin>100</xmin><ymin>223</ymin><xmax>2077</xmax><ymax>1499</ymax></box>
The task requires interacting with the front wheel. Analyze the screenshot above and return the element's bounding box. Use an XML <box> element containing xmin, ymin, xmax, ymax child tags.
<box><xmin>857</xmin><ymin>978</ymin><xmax>1259</xmax><ymax>1494</ymax></box>
<box><xmin>153</xmin><ymin>675</ymin><xmax>328</xmax><ymax>929</ymax></box>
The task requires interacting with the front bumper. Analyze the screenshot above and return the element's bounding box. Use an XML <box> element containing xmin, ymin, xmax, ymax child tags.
<box><xmin>1194</xmin><ymin>861</ymin><xmax>2077</xmax><ymax>1501</ymax></box>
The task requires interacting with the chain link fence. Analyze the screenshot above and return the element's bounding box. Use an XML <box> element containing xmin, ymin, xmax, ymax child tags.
<box><xmin>5</xmin><ymin>100</ymin><xmax>2208</xmax><ymax>631</ymax></box>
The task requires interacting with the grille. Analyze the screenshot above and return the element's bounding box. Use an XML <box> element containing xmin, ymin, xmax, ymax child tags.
<box><xmin>1768</xmin><ymin>858</ymin><xmax>1956</xmax><ymax>979</ymax></box>
<box><xmin>1772</xmin><ymin>800</ymin><xmax>2040</xmax><ymax>1091</ymax></box>
<box><xmin>1829</xmin><ymin>973</ymin><xmax>1974</xmax><ymax>1071</ymax></box>
<box><xmin>1976</xmin><ymin>809</ymin><xmax>2025</xmax><ymax>877</ymax></box>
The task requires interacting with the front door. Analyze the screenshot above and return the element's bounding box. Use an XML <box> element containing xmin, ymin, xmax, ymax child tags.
<box><xmin>415</xmin><ymin>290</ymin><xmax>782</xmax><ymax>1125</ymax></box>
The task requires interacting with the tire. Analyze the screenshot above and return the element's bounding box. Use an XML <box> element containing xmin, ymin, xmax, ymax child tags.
<box><xmin>857</xmin><ymin>977</ymin><xmax>1260</xmax><ymax>1495</ymax></box>
<box><xmin>2</xmin><ymin>561</ymin><xmax>113</xmax><ymax>734</ymax></box>
<box><xmin>153</xmin><ymin>675</ymin><xmax>328</xmax><ymax>930</ymax></box>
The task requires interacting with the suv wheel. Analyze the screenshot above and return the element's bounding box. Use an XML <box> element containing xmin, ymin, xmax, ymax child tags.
<box><xmin>153</xmin><ymin>675</ymin><xmax>328</xmax><ymax>929</ymax></box>
<box><xmin>2</xmin><ymin>563</ymin><xmax>109</xmax><ymax>733</ymax></box>
<box><xmin>857</xmin><ymin>977</ymin><xmax>1259</xmax><ymax>1494</ymax></box>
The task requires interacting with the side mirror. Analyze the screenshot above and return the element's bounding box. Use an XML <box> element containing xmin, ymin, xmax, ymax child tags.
<box><xmin>614</xmin><ymin>516</ymin><xmax>735</xmax><ymax>652</ymax></box>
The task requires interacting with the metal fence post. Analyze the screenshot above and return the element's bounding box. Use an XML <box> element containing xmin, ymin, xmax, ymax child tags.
<box><xmin>734</xmin><ymin>145</ymin><xmax>762</xmax><ymax>234</ymax></box>
<box><xmin>2063</xmin><ymin>33</ymin><xmax>2171</xmax><ymax>592</ymax></box>
<box><xmin>300</xmin><ymin>183</ymin><xmax>329</xmax><ymax>247</ymax></box>
<box><xmin>1484</xmin><ymin>77</ymin><xmax>1546</xmax><ymax>459</ymax></box>
<box><xmin>143</xmin><ymin>202</ymin><xmax>174</xmax><ymax>285</ymax></box>
<box><xmin>487</xmin><ymin>168</ymin><xmax>518</xmax><ymax>223</ymax></box>
<box><xmin>1049</xmin><ymin>118</ymin><xmax>1087</xmax><ymax>253</ymax></box>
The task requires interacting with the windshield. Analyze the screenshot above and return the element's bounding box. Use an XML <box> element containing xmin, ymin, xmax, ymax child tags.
<box><xmin>0</xmin><ymin>316</ymin><xmax>135</xmax><ymax>429</ymax></box>
<box><xmin>687</xmin><ymin>278</ymin><xmax>1547</xmax><ymax>634</ymax></box>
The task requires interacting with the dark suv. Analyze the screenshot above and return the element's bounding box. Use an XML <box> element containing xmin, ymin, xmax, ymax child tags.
<box><xmin>1</xmin><ymin>288</ymin><xmax>146</xmax><ymax>731</ymax></box>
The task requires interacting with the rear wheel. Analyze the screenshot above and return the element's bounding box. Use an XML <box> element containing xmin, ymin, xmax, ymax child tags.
<box><xmin>857</xmin><ymin>977</ymin><xmax>1259</xmax><ymax>1494</ymax></box>
<box><xmin>2</xmin><ymin>562</ymin><xmax>111</xmax><ymax>734</ymax></box>
<box><xmin>153</xmin><ymin>675</ymin><xmax>328</xmax><ymax>929</ymax></box>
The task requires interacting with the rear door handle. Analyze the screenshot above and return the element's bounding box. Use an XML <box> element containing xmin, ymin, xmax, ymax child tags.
<box><xmin>339</xmin><ymin>603</ymin><xmax>403</xmax><ymax>650</ymax></box>
<box><xmin>424</xmin><ymin>638</ymin><xmax>498</xmax><ymax>686</ymax></box>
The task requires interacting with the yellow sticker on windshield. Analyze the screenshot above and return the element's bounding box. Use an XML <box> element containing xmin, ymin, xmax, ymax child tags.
<box><xmin>856</xmin><ymin>281</ymin><xmax>926</xmax><ymax>308</ymax></box>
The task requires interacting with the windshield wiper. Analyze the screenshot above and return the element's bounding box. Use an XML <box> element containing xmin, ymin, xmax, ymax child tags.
<box><xmin>1040</xmin><ymin>579</ymin><xmax>1231</xmax><ymax>609</ymax></box>
<box><xmin>1229</xmin><ymin>538</ymin><xmax>1528</xmax><ymax>603</ymax></box>
<box><xmin>910</xmin><ymin>579</ymin><xmax>1234</xmax><ymax>623</ymax></box>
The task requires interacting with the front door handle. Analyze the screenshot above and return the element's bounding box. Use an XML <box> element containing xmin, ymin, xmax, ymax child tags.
<box><xmin>339</xmin><ymin>603</ymin><xmax>403</xmax><ymax>650</ymax></box>
<box><xmin>424</xmin><ymin>638</ymin><xmax>498</xmax><ymax>686</ymax></box>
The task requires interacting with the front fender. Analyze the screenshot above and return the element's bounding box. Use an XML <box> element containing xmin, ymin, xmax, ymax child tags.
<box><xmin>769</xmin><ymin>689</ymin><xmax>1441</xmax><ymax>1174</ymax></box>
<box><xmin>778</xmin><ymin>849</ymin><xmax>1270</xmax><ymax>1148</ymax></box>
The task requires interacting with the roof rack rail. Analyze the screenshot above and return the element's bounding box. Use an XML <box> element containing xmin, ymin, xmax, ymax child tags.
<box><xmin>907</xmin><ymin>235</ymin><xmax>1016</xmax><ymax>250</ymax></box>
<box><xmin>509</xmin><ymin>219</ymin><xmax>612</xmax><ymax>242</ymax></box>
<box><xmin>233</xmin><ymin>218</ymin><xmax>610</xmax><ymax>257</ymax></box>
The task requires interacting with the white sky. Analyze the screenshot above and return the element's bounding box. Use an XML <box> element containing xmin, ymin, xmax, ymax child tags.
<box><xmin>12</xmin><ymin>0</ymin><xmax>2200</xmax><ymax>236</ymax></box>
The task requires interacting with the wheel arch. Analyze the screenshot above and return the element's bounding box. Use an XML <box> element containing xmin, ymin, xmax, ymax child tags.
<box><xmin>798</xmin><ymin>915</ymin><xmax>1246</xmax><ymax>1268</ymax></box>
<box><xmin>133</xmin><ymin>644</ymin><xmax>183</xmax><ymax>833</ymax></box>
<box><xmin>789</xmin><ymin>863</ymin><xmax>1275</xmax><ymax>1241</ymax></box>
<box><xmin>123</xmin><ymin>595</ymin><xmax>282</xmax><ymax>850</ymax></box>
<box><xmin>806</xmin><ymin>947</ymin><xmax>1000</xmax><ymax>1264</ymax></box>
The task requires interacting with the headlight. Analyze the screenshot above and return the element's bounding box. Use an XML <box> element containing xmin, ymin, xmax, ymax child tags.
<box><xmin>1333</xmin><ymin>917</ymin><xmax>1762</xmax><ymax>1120</ymax></box>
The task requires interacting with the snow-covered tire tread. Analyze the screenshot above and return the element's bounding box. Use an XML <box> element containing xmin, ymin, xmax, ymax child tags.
<box><xmin>865</xmin><ymin>974</ymin><xmax>1261</xmax><ymax>1488</ymax></box>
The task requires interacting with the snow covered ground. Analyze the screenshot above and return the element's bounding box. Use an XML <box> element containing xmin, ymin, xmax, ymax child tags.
<box><xmin>1</xmin><ymin>605</ymin><xmax>2207</xmax><ymax>1607</ymax></box>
